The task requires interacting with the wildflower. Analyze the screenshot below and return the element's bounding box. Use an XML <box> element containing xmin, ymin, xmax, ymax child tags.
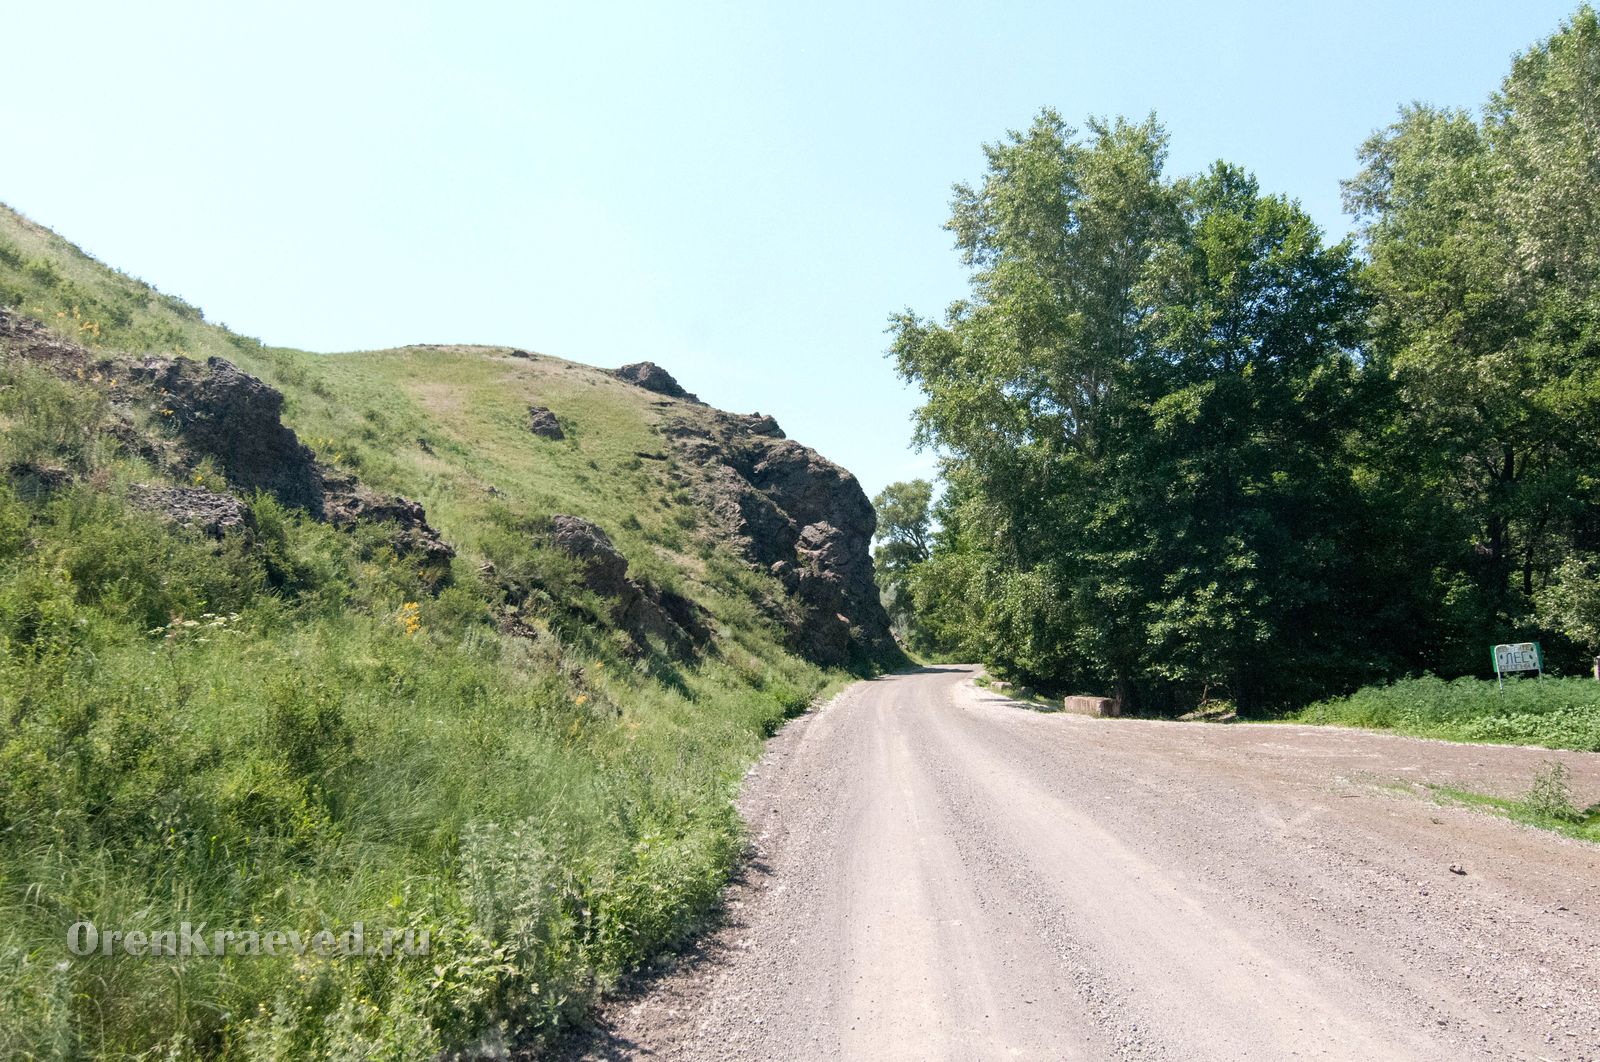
<box><xmin>575</xmin><ymin>694</ymin><xmax>589</xmax><ymax>706</ymax></box>
<box><xmin>397</xmin><ymin>602</ymin><xmax>422</xmax><ymax>637</ymax></box>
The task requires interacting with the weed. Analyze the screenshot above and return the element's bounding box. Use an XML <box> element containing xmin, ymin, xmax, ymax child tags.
<box><xmin>1527</xmin><ymin>761</ymin><xmax>1579</xmax><ymax>821</ymax></box>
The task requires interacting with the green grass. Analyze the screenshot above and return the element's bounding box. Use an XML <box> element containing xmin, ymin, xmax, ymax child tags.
<box><xmin>0</xmin><ymin>202</ymin><xmax>861</xmax><ymax>1058</ymax></box>
<box><xmin>1291</xmin><ymin>675</ymin><xmax>1600</xmax><ymax>752</ymax></box>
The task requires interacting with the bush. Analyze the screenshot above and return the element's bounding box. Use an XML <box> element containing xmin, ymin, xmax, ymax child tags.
<box><xmin>1527</xmin><ymin>761</ymin><xmax>1579</xmax><ymax>821</ymax></box>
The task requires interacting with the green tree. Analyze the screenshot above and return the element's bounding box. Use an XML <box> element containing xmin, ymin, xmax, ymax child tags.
<box><xmin>1537</xmin><ymin>556</ymin><xmax>1600</xmax><ymax>657</ymax></box>
<box><xmin>1344</xmin><ymin>6</ymin><xmax>1600</xmax><ymax>670</ymax></box>
<box><xmin>893</xmin><ymin>113</ymin><xmax>1375</xmax><ymax>708</ymax></box>
<box><xmin>1112</xmin><ymin>163</ymin><xmax>1375</xmax><ymax>707</ymax></box>
<box><xmin>872</xmin><ymin>479</ymin><xmax>934</xmax><ymax>573</ymax></box>
<box><xmin>891</xmin><ymin>111</ymin><xmax>1178</xmax><ymax>692</ymax></box>
<box><xmin>872</xmin><ymin>479</ymin><xmax>935</xmax><ymax>644</ymax></box>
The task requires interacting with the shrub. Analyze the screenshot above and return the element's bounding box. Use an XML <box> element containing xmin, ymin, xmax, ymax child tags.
<box><xmin>1527</xmin><ymin>761</ymin><xmax>1579</xmax><ymax>821</ymax></box>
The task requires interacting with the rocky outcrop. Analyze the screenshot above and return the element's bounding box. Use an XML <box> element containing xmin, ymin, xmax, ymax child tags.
<box><xmin>612</xmin><ymin>361</ymin><xmax>700</xmax><ymax>403</ymax></box>
<box><xmin>5</xmin><ymin>462</ymin><xmax>72</xmax><ymax>503</ymax></box>
<box><xmin>742</xmin><ymin>413</ymin><xmax>783</xmax><ymax>437</ymax></box>
<box><xmin>547</xmin><ymin>514</ymin><xmax>709</xmax><ymax>657</ymax></box>
<box><xmin>663</xmin><ymin>410</ymin><xmax>894</xmax><ymax>667</ymax></box>
<box><xmin>126</xmin><ymin>484</ymin><xmax>254</xmax><ymax>539</ymax></box>
<box><xmin>0</xmin><ymin>310</ymin><xmax>455</xmax><ymax>586</ymax></box>
<box><xmin>320</xmin><ymin>476</ymin><xmax>455</xmax><ymax>585</ymax></box>
<box><xmin>527</xmin><ymin>405</ymin><xmax>564</xmax><ymax>440</ymax></box>
<box><xmin>127</xmin><ymin>355</ymin><xmax>325</xmax><ymax>513</ymax></box>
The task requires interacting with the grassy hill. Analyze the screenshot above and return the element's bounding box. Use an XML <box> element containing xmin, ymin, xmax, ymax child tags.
<box><xmin>0</xmin><ymin>203</ymin><xmax>890</xmax><ymax>1059</ymax></box>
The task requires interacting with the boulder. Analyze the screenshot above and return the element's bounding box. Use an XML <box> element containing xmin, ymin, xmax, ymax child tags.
<box><xmin>550</xmin><ymin>515</ymin><xmax>635</xmax><ymax>603</ymax></box>
<box><xmin>613</xmin><ymin>361</ymin><xmax>700</xmax><ymax>403</ymax></box>
<box><xmin>1062</xmin><ymin>695</ymin><xmax>1119</xmax><ymax>718</ymax></box>
<box><xmin>527</xmin><ymin>404</ymin><xmax>564</xmax><ymax>440</ymax></box>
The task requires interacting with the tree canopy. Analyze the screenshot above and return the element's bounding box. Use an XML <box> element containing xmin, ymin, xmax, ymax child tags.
<box><xmin>890</xmin><ymin>7</ymin><xmax>1600</xmax><ymax>709</ymax></box>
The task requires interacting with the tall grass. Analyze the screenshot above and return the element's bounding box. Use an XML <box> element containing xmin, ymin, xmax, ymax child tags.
<box><xmin>0</xmin><ymin>480</ymin><xmax>833</xmax><ymax>1058</ymax></box>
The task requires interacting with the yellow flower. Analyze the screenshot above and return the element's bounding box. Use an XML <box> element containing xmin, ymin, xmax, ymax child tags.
<box><xmin>574</xmin><ymin>694</ymin><xmax>589</xmax><ymax>706</ymax></box>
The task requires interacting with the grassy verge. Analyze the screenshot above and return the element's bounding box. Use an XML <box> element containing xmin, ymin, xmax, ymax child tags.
<box><xmin>1427</xmin><ymin>763</ymin><xmax>1600</xmax><ymax>844</ymax></box>
<box><xmin>1291</xmin><ymin>675</ymin><xmax>1600</xmax><ymax>752</ymax></box>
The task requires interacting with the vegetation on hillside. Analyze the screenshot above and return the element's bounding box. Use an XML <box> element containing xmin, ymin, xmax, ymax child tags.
<box><xmin>886</xmin><ymin>7</ymin><xmax>1600</xmax><ymax>715</ymax></box>
<box><xmin>0</xmin><ymin>205</ymin><xmax>857</xmax><ymax>1057</ymax></box>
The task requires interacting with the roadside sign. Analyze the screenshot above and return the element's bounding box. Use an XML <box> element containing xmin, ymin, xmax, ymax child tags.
<box><xmin>1491</xmin><ymin>641</ymin><xmax>1543</xmax><ymax>687</ymax></box>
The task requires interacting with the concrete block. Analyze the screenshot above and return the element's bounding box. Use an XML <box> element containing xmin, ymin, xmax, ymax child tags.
<box><xmin>1061</xmin><ymin>695</ymin><xmax>1119</xmax><ymax>718</ymax></box>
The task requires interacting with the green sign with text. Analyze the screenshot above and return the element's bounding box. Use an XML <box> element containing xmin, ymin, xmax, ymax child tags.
<box><xmin>1491</xmin><ymin>641</ymin><xmax>1542</xmax><ymax>684</ymax></box>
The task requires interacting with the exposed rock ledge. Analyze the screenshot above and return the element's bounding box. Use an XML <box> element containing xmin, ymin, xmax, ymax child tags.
<box><xmin>0</xmin><ymin>308</ymin><xmax>454</xmax><ymax>586</ymax></box>
<box><xmin>663</xmin><ymin>408</ymin><xmax>895</xmax><ymax>667</ymax></box>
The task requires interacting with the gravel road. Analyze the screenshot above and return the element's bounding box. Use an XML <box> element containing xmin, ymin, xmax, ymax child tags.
<box><xmin>564</xmin><ymin>665</ymin><xmax>1600</xmax><ymax>1061</ymax></box>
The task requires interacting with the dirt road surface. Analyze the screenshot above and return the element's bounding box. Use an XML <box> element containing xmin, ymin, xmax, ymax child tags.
<box><xmin>565</xmin><ymin>665</ymin><xmax>1600</xmax><ymax>1061</ymax></box>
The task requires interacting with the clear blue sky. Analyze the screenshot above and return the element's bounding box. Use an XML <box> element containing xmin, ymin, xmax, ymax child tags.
<box><xmin>2</xmin><ymin>1</ymin><xmax>1583</xmax><ymax>497</ymax></box>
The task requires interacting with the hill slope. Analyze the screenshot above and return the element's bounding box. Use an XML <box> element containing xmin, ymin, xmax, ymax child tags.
<box><xmin>0</xmin><ymin>203</ymin><xmax>896</xmax><ymax>1058</ymax></box>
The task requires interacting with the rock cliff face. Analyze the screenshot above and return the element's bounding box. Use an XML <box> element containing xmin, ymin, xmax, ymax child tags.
<box><xmin>663</xmin><ymin>407</ymin><xmax>896</xmax><ymax>667</ymax></box>
<box><xmin>127</xmin><ymin>354</ymin><xmax>325</xmax><ymax>513</ymax></box>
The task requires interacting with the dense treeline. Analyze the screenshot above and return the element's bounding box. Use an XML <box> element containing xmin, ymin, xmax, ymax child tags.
<box><xmin>879</xmin><ymin>8</ymin><xmax>1600</xmax><ymax>713</ymax></box>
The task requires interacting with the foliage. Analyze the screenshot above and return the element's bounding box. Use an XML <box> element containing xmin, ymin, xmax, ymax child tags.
<box><xmin>892</xmin><ymin>112</ymin><xmax>1381</xmax><ymax>708</ymax></box>
<box><xmin>1526</xmin><ymin>760</ymin><xmax>1580</xmax><ymax>821</ymax></box>
<box><xmin>1536</xmin><ymin>554</ymin><xmax>1600</xmax><ymax>654</ymax></box>
<box><xmin>893</xmin><ymin>8</ymin><xmax>1600</xmax><ymax>711</ymax></box>
<box><xmin>871</xmin><ymin>479</ymin><xmax>933</xmax><ymax>643</ymax></box>
<box><xmin>1292</xmin><ymin>675</ymin><xmax>1600</xmax><ymax>751</ymax></box>
<box><xmin>1342</xmin><ymin>5</ymin><xmax>1600</xmax><ymax>674</ymax></box>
